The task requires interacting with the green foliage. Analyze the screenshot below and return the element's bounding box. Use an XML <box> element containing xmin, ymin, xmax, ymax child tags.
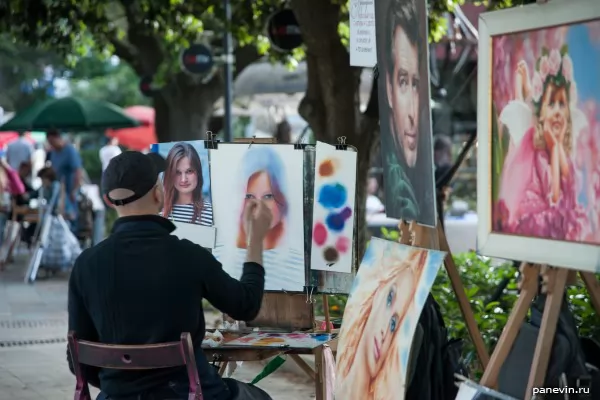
<box><xmin>70</xmin><ymin>61</ymin><xmax>150</xmax><ymax>108</ymax></box>
<box><xmin>0</xmin><ymin>35</ymin><xmax>59</xmax><ymax>110</ymax></box>
<box><xmin>317</xmin><ymin>228</ymin><xmax>600</xmax><ymax>376</ymax></box>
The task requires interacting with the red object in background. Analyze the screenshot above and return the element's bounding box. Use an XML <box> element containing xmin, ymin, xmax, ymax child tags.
<box><xmin>0</xmin><ymin>132</ymin><xmax>37</xmax><ymax>149</ymax></box>
<box><xmin>106</xmin><ymin>106</ymin><xmax>157</xmax><ymax>151</ymax></box>
<box><xmin>124</xmin><ymin>106</ymin><xmax>154</xmax><ymax>126</ymax></box>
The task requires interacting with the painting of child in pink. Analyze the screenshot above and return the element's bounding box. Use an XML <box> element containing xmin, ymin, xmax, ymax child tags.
<box><xmin>491</xmin><ymin>21</ymin><xmax>600</xmax><ymax>245</ymax></box>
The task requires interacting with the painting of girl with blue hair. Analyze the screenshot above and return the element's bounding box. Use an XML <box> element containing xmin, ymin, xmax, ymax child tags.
<box><xmin>210</xmin><ymin>144</ymin><xmax>306</xmax><ymax>292</ymax></box>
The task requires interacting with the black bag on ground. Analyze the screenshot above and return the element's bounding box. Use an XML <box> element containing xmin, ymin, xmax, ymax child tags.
<box><xmin>498</xmin><ymin>294</ymin><xmax>600</xmax><ymax>399</ymax></box>
<box><xmin>406</xmin><ymin>294</ymin><xmax>467</xmax><ymax>400</ymax></box>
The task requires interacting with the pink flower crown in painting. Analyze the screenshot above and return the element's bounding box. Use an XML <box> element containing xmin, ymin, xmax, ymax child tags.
<box><xmin>531</xmin><ymin>45</ymin><xmax>576</xmax><ymax>115</ymax></box>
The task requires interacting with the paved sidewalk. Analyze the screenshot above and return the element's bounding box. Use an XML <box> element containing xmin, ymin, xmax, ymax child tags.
<box><xmin>0</xmin><ymin>254</ymin><xmax>314</xmax><ymax>399</ymax></box>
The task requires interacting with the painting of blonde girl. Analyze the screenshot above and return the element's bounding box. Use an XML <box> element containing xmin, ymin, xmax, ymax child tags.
<box><xmin>161</xmin><ymin>142</ymin><xmax>213</xmax><ymax>226</ymax></box>
<box><xmin>495</xmin><ymin>47</ymin><xmax>589</xmax><ymax>242</ymax></box>
<box><xmin>335</xmin><ymin>239</ymin><xmax>444</xmax><ymax>400</ymax></box>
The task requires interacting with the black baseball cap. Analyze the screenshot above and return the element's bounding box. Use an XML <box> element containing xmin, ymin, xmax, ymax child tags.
<box><xmin>102</xmin><ymin>151</ymin><xmax>166</xmax><ymax>206</ymax></box>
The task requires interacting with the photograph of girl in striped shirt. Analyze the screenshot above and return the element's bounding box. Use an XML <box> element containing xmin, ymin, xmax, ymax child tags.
<box><xmin>153</xmin><ymin>141</ymin><xmax>213</xmax><ymax>226</ymax></box>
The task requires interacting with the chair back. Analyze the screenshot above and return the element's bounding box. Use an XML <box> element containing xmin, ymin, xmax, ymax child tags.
<box><xmin>67</xmin><ymin>331</ymin><xmax>202</xmax><ymax>400</ymax></box>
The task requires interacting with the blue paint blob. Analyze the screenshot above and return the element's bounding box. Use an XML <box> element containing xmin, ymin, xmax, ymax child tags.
<box><xmin>325</xmin><ymin>207</ymin><xmax>352</xmax><ymax>233</ymax></box>
<box><xmin>325</xmin><ymin>212</ymin><xmax>345</xmax><ymax>232</ymax></box>
<box><xmin>318</xmin><ymin>183</ymin><xmax>347</xmax><ymax>209</ymax></box>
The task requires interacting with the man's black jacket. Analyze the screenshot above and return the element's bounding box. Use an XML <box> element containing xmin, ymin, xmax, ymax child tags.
<box><xmin>66</xmin><ymin>215</ymin><xmax>265</xmax><ymax>399</ymax></box>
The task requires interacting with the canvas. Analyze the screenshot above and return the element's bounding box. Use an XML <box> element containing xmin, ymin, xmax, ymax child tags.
<box><xmin>477</xmin><ymin>0</ymin><xmax>600</xmax><ymax>271</ymax></box>
<box><xmin>224</xmin><ymin>332</ymin><xmax>336</xmax><ymax>349</ymax></box>
<box><xmin>151</xmin><ymin>141</ymin><xmax>216</xmax><ymax>248</ymax></box>
<box><xmin>310</xmin><ymin>141</ymin><xmax>357</xmax><ymax>273</ymax></box>
<box><xmin>303</xmin><ymin>148</ymin><xmax>355</xmax><ymax>294</ymax></box>
<box><xmin>375</xmin><ymin>0</ymin><xmax>436</xmax><ymax>226</ymax></box>
<box><xmin>334</xmin><ymin>238</ymin><xmax>445</xmax><ymax>399</ymax></box>
<box><xmin>210</xmin><ymin>144</ymin><xmax>306</xmax><ymax>292</ymax></box>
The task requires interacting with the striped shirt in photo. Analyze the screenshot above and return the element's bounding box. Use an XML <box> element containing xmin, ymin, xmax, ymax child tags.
<box><xmin>164</xmin><ymin>200</ymin><xmax>213</xmax><ymax>226</ymax></box>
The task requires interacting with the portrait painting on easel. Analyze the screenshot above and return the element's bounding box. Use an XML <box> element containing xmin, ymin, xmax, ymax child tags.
<box><xmin>477</xmin><ymin>0</ymin><xmax>600</xmax><ymax>272</ymax></box>
<box><xmin>335</xmin><ymin>238</ymin><xmax>445</xmax><ymax>399</ymax></box>
<box><xmin>375</xmin><ymin>0</ymin><xmax>436</xmax><ymax>226</ymax></box>
<box><xmin>210</xmin><ymin>143</ymin><xmax>306</xmax><ymax>292</ymax></box>
<box><xmin>151</xmin><ymin>140</ymin><xmax>216</xmax><ymax>248</ymax></box>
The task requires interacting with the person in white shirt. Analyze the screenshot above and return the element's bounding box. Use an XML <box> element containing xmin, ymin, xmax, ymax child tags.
<box><xmin>366</xmin><ymin>175</ymin><xmax>385</xmax><ymax>215</ymax></box>
<box><xmin>6</xmin><ymin>133</ymin><xmax>33</xmax><ymax>172</ymax></box>
<box><xmin>99</xmin><ymin>137</ymin><xmax>122</xmax><ymax>172</ymax></box>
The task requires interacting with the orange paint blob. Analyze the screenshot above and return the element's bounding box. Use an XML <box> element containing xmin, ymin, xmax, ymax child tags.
<box><xmin>319</xmin><ymin>159</ymin><xmax>336</xmax><ymax>177</ymax></box>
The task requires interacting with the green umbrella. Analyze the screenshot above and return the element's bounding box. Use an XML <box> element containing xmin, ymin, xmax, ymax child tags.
<box><xmin>0</xmin><ymin>97</ymin><xmax>141</xmax><ymax>132</ymax></box>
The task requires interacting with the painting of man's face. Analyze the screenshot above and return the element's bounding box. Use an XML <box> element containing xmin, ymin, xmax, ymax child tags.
<box><xmin>375</xmin><ymin>0</ymin><xmax>436</xmax><ymax>226</ymax></box>
<box><xmin>386</xmin><ymin>25</ymin><xmax>420</xmax><ymax>168</ymax></box>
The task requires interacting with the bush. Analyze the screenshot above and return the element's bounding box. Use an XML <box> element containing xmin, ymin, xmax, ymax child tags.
<box><xmin>316</xmin><ymin>231</ymin><xmax>600</xmax><ymax>376</ymax></box>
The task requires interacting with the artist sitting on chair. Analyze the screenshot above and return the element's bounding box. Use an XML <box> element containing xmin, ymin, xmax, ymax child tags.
<box><xmin>67</xmin><ymin>151</ymin><xmax>274</xmax><ymax>400</ymax></box>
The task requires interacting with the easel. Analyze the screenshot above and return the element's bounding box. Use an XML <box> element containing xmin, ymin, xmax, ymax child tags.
<box><xmin>479</xmin><ymin>263</ymin><xmax>600</xmax><ymax>400</ymax></box>
<box><xmin>202</xmin><ymin>136</ymin><xmax>339</xmax><ymax>399</ymax></box>
<box><xmin>396</xmin><ymin>219</ymin><xmax>491</xmax><ymax>370</ymax></box>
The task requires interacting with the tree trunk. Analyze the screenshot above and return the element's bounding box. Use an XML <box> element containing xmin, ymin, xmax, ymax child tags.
<box><xmin>290</xmin><ymin>0</ymin><xmax>379</xmax><ymax>262</ymax></box>
<box><xmin>153</xmin><ymin>73</ymin><xmax>223</xmax><ymax>143</ymax></box>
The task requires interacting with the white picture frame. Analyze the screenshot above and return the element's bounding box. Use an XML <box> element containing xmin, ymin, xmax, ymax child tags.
<box><xmin>476</xmin><ymin>0</ymin><xmax>600</xmax><ymax>272</ymax></box>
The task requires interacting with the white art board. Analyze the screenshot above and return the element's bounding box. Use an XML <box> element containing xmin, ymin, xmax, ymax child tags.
<box><xmin>310</xmin><ymin>141</ymin><xmax>357</xmax><ymax>273</ymax></box>
<box><xmin>349</xmin><ymin>0</ymin><xmax>377</xmax><ymax>67</ymax></box>
<box><xmin>210</xmin><ymin>144</ymin><xmax>306</xmax><ymax>292</ymax></box>
<box><xmin>151</xmin><ymin>140</ymin><xmax>217</xmax><ymax>249</ymax></box>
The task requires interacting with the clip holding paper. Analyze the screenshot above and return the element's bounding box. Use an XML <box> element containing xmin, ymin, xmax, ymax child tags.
<box><xmin>373</xmin><ymin>63</ymin><xmax>379</xmax><ymax>80</ymax></box>
<box><xmin>304</xmin><ymin>285</ymin><xmax>317</xmax><ymax>304</ymax></box>
<box><xmin>204</xmin><ymin>131</ymin><xmax>219</xmax><ymax>149</ymax></box>
<box><xmin>248</xmin><ymin>135</ymin><xmax>256</xmax><ymax>149</ymax></box>
<box><xmin>294</xmin><ymin>143</ymin><xmax>307</xmax><ymax>150</ymax></box>
<box><xmin>335</xmin><ymin>136</ymin><xmax>348</xmax><ymax>151</ymax></box>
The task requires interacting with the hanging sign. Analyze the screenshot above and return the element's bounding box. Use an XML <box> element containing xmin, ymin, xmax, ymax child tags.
<box><xmin>180</xmin><ymin>44</ymin><xmax>214</xmax><ymax>75</ymax></box>
<box><xmin>350</xmin><ymin>0</ymin><xmax>376</xmax><ymax>67</ymax></box>
<box><xmin>266</xmin><ymin>9</ymin><xmax>303</xmax><ymax>52</ymax></box>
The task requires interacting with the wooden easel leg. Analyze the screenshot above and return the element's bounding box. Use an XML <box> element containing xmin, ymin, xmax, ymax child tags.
<box><xmin>580</xmin><ymin>272</ymin><xmax>600</xmax><ymax>314</ymax></box>
<box><xmin>480</xmin><ymin>263</ymin><xmax>540</xmax><ymax>388</ymax></box>
<box><xmin>313</xmin><ymin>345</ymin><xmax>325</xmax><ymax>400</ymax></box>
<box><xmin>218</xmin><ymin>362</ymin><xmax>228</xmax><ymax>376</ymax></box>
<box><xmin>437</xmin><ymin>223</ymin><xmax>490</xmax><ymax>369</ymax></box>
<box><xmin>524</xmin><ymin>267</ymin><xmax>569</xmax><ymax>400</ymax></box>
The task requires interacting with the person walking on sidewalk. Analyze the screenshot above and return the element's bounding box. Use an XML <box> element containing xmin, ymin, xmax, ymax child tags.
<box><xmin>67</xmin><ymin>151</ymin><xmax>274</xmax><ymax>400</ymax></box>
<box><xmin>45</xmin><ymin>130</ymin><xmax>82</xmax><ymax>232</ymax></box>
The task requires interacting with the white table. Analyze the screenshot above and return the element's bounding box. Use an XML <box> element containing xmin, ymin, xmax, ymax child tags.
<box><xmin>366</xmin><ymin>212</ymin><xmax>478</xmax><ymax>254</ymax></box>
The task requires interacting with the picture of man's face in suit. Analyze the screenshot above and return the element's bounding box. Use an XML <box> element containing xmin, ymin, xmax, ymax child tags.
<box><xmin>376</xmin><ymin>0</ymin><xmax>436</xmax><ymax>226</ymax></box>
<box><xmin>385</xmin><ymin>1</ymin><xmax>421</xmax><ymax>168</ymax></box>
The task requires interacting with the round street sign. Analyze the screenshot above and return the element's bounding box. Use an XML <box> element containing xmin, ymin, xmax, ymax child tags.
<box><xmin>180</xmin><ymin>44</ymin><xmax>214</xmax><ymax>75</ymax></box>
<box><xmin>266</xmin><ymin>9</ymin><xmax>303</xmax><ymax>52</ymax></box>
<box><xmin>139</xmin><ymin>76</ymin><xmax>155</xmax><ymax>97</ymax></box>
